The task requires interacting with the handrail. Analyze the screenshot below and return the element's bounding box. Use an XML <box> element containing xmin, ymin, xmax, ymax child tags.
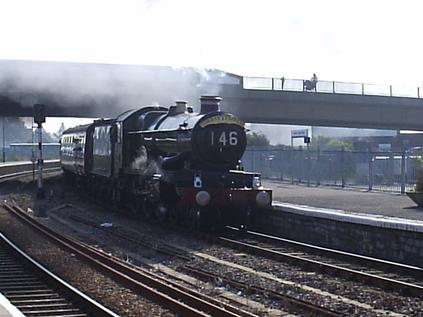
<box><xmin>243</xmin><ymin>76</ymin><xmax>423</xmax><ymax>99</ymax></box>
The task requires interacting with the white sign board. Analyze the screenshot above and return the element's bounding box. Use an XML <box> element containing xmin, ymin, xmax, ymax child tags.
<box><xmin>291</xmin><ymin>129</ymin><xmax>309</xmax><ymax>138</ymax></box>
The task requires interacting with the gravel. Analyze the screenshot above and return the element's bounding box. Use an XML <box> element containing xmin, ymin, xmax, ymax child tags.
<box><xmin>3</xmin><ymin>172</ymin><xmax>423</xmax><ymax>317</ymax></box>
<box><xmin>0</xmin><ymin>176</ymin><xmax>176</xmax><ymax>317</ymax></box>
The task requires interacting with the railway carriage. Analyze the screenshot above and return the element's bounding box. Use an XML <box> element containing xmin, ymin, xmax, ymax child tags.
<box><xmin>60</xmin><ymin>96</ymin><xmax>272</xmax><ymax>228</ymax></box>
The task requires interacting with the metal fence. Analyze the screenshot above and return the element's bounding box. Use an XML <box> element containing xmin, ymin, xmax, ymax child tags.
<box><xmin>243</xmin><ymin>77</ymin><xmax>423</xmax><ymax>98</ymax></box>
<box><xmin>0</xmin><ymin>144</ymin><xmax>60</xmax><ymax>162</ymax></box>
<box><xmin>242</xmin><ymin>146</ymin><xmax>423</xmax><ymax>193</ymax></box>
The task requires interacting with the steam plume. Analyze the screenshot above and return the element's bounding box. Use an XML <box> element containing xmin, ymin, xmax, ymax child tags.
<box><xmin>0</xmin><ymin>59</ymin><xmax>229</xmax><ymax>117</ymax></box>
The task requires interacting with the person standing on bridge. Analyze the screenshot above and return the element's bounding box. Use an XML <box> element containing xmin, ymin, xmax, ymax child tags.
<box><xmin>303</xmin><ymin>73</ymin><xmax>318</xmax><ymax>92</ymax></box>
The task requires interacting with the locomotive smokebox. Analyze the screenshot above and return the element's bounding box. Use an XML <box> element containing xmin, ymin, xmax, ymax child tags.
<box><xmin>200</xmin><ymin>96</ymin><xmax>221</xmax><ymax>114</ymax></box>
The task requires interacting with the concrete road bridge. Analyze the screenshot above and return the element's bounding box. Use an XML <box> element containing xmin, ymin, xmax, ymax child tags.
<box><xmin>1</xmin><ymin>59</ymin><xmax>423</xmax><ymax>130</ymax></box>
<box><xmin>224</xmin><ymin>77</ymin><xmax>423</xmax><ymax>130</ymax></box>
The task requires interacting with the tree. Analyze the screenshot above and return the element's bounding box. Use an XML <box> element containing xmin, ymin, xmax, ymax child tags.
<box><xmin>311</xmin><ymin>136</ymin><xmax>353</xmax><ymax>150</ymax></box>
<box><xmin>247</xmin><ymin>132</ymin><xmax>270</xmax><ymax>146</ymax></box>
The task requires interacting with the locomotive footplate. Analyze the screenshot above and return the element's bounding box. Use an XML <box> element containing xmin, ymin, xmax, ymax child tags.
<box><xmin>166</xmin><ymin>170</ymin><xmax>264</xmax><ymax>188</ymax></box>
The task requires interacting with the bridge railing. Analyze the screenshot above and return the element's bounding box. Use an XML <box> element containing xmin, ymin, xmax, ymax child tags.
<box><xmin>243</xmin><ymin>77</ymin><xmax>423</xmax><ymax>98</ymax></box>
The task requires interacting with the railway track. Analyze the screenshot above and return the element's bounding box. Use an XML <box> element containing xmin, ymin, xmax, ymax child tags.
<box><xmin>58</xmin><ymin>184</ymin><xmax>423</xmax><ymax>300</ymax></box>
<box><xmin>220</xmin><ymin>227</ymin><xmax>423</xmax><ymax>297</ymax></box>
<box><xmin>0</xmin><ymin>232</ymin><xmax>118</xmax><ymax>316</ymax></box>
<box><xmin>62</xmin><ymin>211</ymin><xmax>423</xmax><ymax>316</ymax></box>
<box><xmin>0</xmin><ymin>160</ymin><xmax>61</xmax><ymax>181</ymax></box>
<box><xmin>2</xmin><ymin>201</ymin><xmax>257</xmax><ymax>317</ymax></box>
<box><xmin>61</xmin><ymin>194</ymin><xmax>423</xmax><ymax>299</ymax></box>
<box><xmin>64</xmin><ymin>212</ymin><xmax>348</xmax><ymax>317</ymax></box>
<box><xmin>3</xmin><ymin>162</ymin><xmax>420</xmax><ymax>315</ymax></box>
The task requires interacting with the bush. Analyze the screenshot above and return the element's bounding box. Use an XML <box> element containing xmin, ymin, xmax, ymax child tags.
<box><xmin>415</xmin><ymin>169</ymin><xmax>423</xmax><ymax>192</ymax></box>
<box><xmin>414</xmin><ymin>152</ymin><xmax>423</xmax><ymax>192</ymax></box>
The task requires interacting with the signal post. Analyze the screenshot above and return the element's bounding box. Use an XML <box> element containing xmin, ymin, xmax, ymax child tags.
<box><xmin>33</xmin><ymin>104</ymin><xmax>46</xmax><ymax>199</ymax></box>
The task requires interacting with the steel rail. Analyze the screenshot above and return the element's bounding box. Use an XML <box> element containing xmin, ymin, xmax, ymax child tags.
<box><xmin>0</xmin><ymin>167</ymin><xmax>61</xmax><ymax>180</ymax></box>
<box><xmin>66</xmin><ymin>212</ymin><xmax>346</xmax><ymax>317</ymax></box>
<box><xmin>63</xmin><ymin>214</ymin><xmax>261</xmax><ymax>317</ymax></box>
<box><xmin>0</xmin><ymin>160</ymin><xmax>61</xmax><ymax>180</ymax></box>
<box><xmin>68</xmin><ymin>214</ymin><xmax>193</xmax><ymax>261</ymax></box>
<box><xmin>228</xmin><ymin>227</ymin><xmax>423</xmax><ymax>276</ymax></box>
<box><xmin>0</xmin><ymin>232</ymin><xmax>119</xmax><ymax>316</ymax></box>
<box><xmin>81</xmin><ymin>238</ymin><xmax>259</xmax><ymax>317</ymax></box>
<box><xmin>221</xmin><ymin>227</ymin><xmax>423</xmax><ymax>297</ymax></box>
<box><xmin>2</xmin><ymin>202</ymin><xmax>249</xmax><ymax>317</ymax></box>
<box><xmin>183</xmin><ymin>264</ymin><xmax>346</xmax><ymax>317</ymax></box>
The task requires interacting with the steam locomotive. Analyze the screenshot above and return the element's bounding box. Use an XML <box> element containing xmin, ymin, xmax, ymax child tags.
<box><xmin>60</xmin><ymin>96</ymin><xmax>272</xmax><ymax>228</ymax></box>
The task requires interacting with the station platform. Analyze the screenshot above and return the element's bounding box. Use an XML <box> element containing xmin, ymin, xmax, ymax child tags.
<box><xmin>0</xmin><ymin>160</ymin><xmax>59</xmax><ymax>167</ymax></box>
<box><xmin>0</xmin><ymin>293</ymin><xmax>24</xmax><ymax>317</ymax></box>
<box><xmin>264</xmin><ymin>180</ymin><xmax>423</xmax><ymax>232</ymax></box>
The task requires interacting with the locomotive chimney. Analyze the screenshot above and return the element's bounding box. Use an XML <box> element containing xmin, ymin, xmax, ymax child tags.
<box><xmin>200</xmin><ymin>96</ymin><xmax>221</xmax><ymax>114</ymax></box>
<box><xmin>168</xmin><ymin>101</ymin><xmax>187</xmax><ymax>115</ymax></box>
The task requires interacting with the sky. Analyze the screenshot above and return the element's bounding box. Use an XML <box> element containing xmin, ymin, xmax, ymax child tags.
<box><xmin>1</xmin><ymin>0</ymin><xmax>422</xmax><ymax>138</ymax></box>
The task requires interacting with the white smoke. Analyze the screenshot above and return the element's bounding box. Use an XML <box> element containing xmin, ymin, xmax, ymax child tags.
<box><xmin>131</xmin><ymin>146</ymin><xmax>148</xmax><ymax>171</ymax></box>
<box><xmin>0</xmin><ymin>59</ymin><xmax>226</xmax><ymax>116</ymax></box>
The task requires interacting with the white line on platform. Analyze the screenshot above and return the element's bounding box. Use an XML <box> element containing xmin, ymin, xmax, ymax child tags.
<box><xmin>273</xmin><ymin>201</ymin><xmax>423</xmax><ymax>233</ymax></box>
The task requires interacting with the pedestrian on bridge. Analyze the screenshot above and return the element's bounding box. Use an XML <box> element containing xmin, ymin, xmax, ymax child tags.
<box><xmin>303</xmin><ymin>73</ymin><xmax>318</xmax><ymax>92</ymax></box>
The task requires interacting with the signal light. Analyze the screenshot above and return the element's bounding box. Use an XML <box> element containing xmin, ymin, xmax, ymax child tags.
<box><xmin>33</xmin><ymin>104</ymin><xmax>46</xmax><ymax>125</ymax></box>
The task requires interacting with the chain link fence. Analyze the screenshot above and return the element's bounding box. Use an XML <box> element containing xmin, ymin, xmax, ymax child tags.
<box><xmin>242</xmin><ymin>146</ymin><xmax>423</xmax><ymax>193</ymax></box>
<box><xmin>0</xmin><ymin>144</ymin><xmax>60</xmax><ymax>162</ymax></box>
